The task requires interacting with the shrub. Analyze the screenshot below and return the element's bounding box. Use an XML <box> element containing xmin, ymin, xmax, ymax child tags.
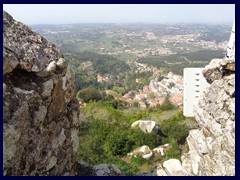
<box><xmin>160</xmin><ymin>111</ymin><xmax>189</xmax><ymax>144</ymax></box>
<box><xmin>129</xmin><ymin>110</ymin><xmax>150</xmax><ymax>124</ymax></box>
<box><xmin>130</xmin><ymin>155</ymin><xmax>148</xmax><ymax>167</ymax></box>
<box><xmin>160</xmin><ymin>120</ymin><xmax>189</xmax><ymax>144</ymax></box>
<box><xmin>108</xmin><ymin>157</ymin><xmax>140</xmax><ymax>175</ymax></box>
<box><xmin>104</xmin><ymin>129</ymin><xmax>131</xmax><ymax>156</ymax></box>
<box><xmin>160</xmin><ymin>95</ymin><xmax>175</xmax><ymax>111</ymax></box>
<box><xmin>77</xmin><ymin>87</ymin><xmax>103</xmax><ymax>103</ymax></box>
<box><xmin>165</xmin><ymin>139</ymin><xmax>181</xmax><ymax>159</ymax></box>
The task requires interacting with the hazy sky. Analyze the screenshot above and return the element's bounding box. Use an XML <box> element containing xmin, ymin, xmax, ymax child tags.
<box><xmin>3</xmin><ymin>4</ymin><xmax>235</xmax><ymax>24</ymax></box>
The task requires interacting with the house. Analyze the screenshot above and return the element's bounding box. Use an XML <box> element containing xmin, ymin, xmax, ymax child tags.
<box><xmin>139</xmin><ymin>102</ymin><xmax>147</xmax><ymax>109</ymax></box>
<box><xmin>135</xmin><ymin>94</ymin><xmax>147</xmax><ymax>101</ymax></box>
<box><xmin>170</xmin><ymin>95</ymin><xmax>183</xmax><ymax>107</ymax></box>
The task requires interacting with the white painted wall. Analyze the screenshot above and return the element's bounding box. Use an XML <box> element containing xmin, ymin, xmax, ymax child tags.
<box><xmin>183</xmin><ymin>68</ymin><xmax>209</xmax><ymax>117</ymax></box>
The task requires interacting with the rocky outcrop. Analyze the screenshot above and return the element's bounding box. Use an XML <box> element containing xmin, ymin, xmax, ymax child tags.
<box><xmin>131</xmin><ymin>120</ymin><xmax>159</xmax><ymax>133</ymax></box>
<box><xmin>127</xmin><ymin>145</ymin><xmax>153</xmax><ymax>159</ymax></box>
<box><xmin>181</xmin><ymin>59</ymin><xmax>235</xmax><ymax>176</ymax></box>
<box><xmin>153</xmin><ymin>144</ymin><xmax>171</xmax><ymax>156</ymax></box>
<box><xmin>76</xmin><ymin>163</ymin><xmax>123</xmax><ymax>176</ymax></box>
<box><xmin>154</xmin><ymin>58</ymin><xmax>235</xmax><ymax>176</ymax></box>
<box><xmin>128</xmin><ymin>144</ymin><xmax>171</xmax><ymax>160</ymax></box>
<box><xmin>93</xmin><ymin>164</ymin><xmax>123</xmax><ymax>176</ymax></box>
<box><xmin>163</xmin><ymin>159</ymin><xmax>183</xmax><ymax>176</ymax></box>
<box><xmin>3</xmin><ymin>11</ymin><xmax>80</xmax><ymax>175</ymax></box>
<box><xmin>156</xmin><ymin>164</ymin><xmax>168</xmax><ymax>176</ymax></box>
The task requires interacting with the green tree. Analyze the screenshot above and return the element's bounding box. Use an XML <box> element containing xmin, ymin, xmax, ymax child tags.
<box><xmin>133</xmin><ymin>102</ymin><xmax>140</xmax><ymax>108</ymax></box>
<box><xmin>77</xmin><ymin>87</ymin><xmax>102</xmax><ymax>103</ymax></box>
<box><xmin>168</xmin><ymin>82</ymin><xmax>175</xmax><ymax>89</ymax></box>
<box><xmin>160</xmin><ymin>96</ymin><xmax>175</xmax><ymax>111</ymax></box>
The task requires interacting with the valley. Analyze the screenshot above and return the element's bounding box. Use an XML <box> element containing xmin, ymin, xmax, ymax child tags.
<box><xmin>32</xmin><ymin>23</ymin><xmax>231</xmax><ymax>175</ymax></box>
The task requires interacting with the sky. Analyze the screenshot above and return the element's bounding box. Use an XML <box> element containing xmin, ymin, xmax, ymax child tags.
<box><xmin>3</xmin><ymin>4</ymin><xmax>235</xmax><ymax>25</ymax></box>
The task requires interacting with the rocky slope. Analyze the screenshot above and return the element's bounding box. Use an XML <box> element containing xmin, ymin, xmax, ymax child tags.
<box><xmin>156</xmin><ymin>58</ymin><xmax>235</xmax><ymax>176</ymax></box>
<box><xmin>3</xmin><ymin>11</ymin><xmax>80</xmax><ymax>175</ymax></box>
<box><xmin>182</xmin><ymin>59</ymin><xmax>235</xmax><ymax>176</ymax></box>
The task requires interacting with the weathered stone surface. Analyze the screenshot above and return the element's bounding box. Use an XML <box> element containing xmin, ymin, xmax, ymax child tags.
<box><xmin>3</xmin><ymin>11</ymin><xmax>63</xmax><ymax>75</ymax></box>
<box><xmin>131</xmin><ymin>120</ymin><xmax>159</xmax><ymax>133</ymax></box>
<box><xmin>41</xmin><ymin>79</ymin><xmax>54</xmax><ymax>97</ymax></box>
<box><xmin>181</xmin><ymin>58</ymin><xmax>235</xmax><ymax>176</ymax></box>
<box><xmin>76</xmin><ymin>162</ymin><xmax>96</xmax><ymax>176</ymax></box>
<box><xmin>56</xmin><ymin>58</ymin><xmax>67</xmax><ymax>69</ymax></box>
<box><xmin>202</xmin><ymin>59</ymin><xmax>235</xmax><ymax>84</ymax></box>
<box><xmin>153</xmin><ymin>144</ymin><xmax>171</xmax><ymax>156</ymax></box>
<box><xmin>156</xmin><ymin>164</ymin><xmax>168</xmax><ymax>176</ymax></box>
<box><xmin>46</xmin><ymin>156</ymin><xmax>58</xmax><ymax>171</ymax></box>
<box><xmin>76</xmin><ymin>163</ymin><xmax>124</xmax><ymax>176</ymax></box>
<box><xmin>3</xmin><ymin>11</ymin><xmax>80</xmax><ymax>176</ymax></box>
<box><xmin>93</xmin><ymin>164</ymin><xmax>123</xmax><ymax>176</ymax></box>
<box><xmin>155</xmin><ymin>58</ymin><xmax>235</xmax><ymax>176</ymax></box>
<box><xmin>220</xmin><ymin>60</ymin><xmax>235</xmax><ymax>71</ymax></box>
<box><xmin>163</xmin><ymin>159</ymin><xmax>183</xmax><ymax>176</ymax></box>
<box><xmin>127</xmin><ymin>145</ymin><xmax>153</xmax><ymax>159</ymax></box>
<box><xmin>3</xmin><ymin>124</ymin><xmax>21</xmax><ymax>164</ymax></box>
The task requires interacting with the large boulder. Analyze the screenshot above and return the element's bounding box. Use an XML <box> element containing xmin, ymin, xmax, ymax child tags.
<box><xmin>163</xmin><ymin>159</ymin><xmax>183</xmax><ymax>176</ymax></box>
<box><xmin>131</xmin><ymin>120</ymin><xmax>159</xmax><ymax>133</ymax></box>
<box><xmin>93</xmin><ymin>164</ymin><xmax>123</xmax><ymax>176</ymax></box>
<box><xmin>76</xmin><ymin>163</ymin><xmax>123</xmax><ymax>176</ymax></box>
<box><xmin>3</xmin><ymin>11</ymin><xmax>80</xmax><ymax>175</ymax></box>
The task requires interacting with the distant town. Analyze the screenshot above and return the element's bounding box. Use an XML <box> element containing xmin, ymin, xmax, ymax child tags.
<box><xmin>33</xmin><ymin>23</ymin><xmax>230</xmax><ymax>109</ymax></box>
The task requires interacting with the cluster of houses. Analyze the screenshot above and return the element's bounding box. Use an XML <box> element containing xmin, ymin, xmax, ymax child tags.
<box><xmin>95</xmin><ymin>61</ymin><xmax>184</xmax><ymax>110</ymax></box>
<box><xmin>161</xmin><ymin>33</ymin><xmax>227</xmax><ymax>51</ymax></box>
<box><xmin>117</xmin><ymin>71</ymin><xmax>184</xmax><ymax>109</ymax></box>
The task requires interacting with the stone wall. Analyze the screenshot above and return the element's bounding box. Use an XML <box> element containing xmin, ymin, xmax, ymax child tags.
<box><xmin>156</xmin><ymin>59</ymin><xmax>235</xmax><ymax>176</ymax></box>
<box><xmin>181</xmin><ymin>59</ymin><xmax>235</xmax><ymax>176</ymax></box>
<box><xmin>3</xmin><ymin>11</ymin><xmax>80</xmax><ymax>176</ymax></box>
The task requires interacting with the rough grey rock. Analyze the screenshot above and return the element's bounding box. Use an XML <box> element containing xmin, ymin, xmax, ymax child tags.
<box><xmin>127</xmin><ymin>145</ymin><xmax>153</xmax><ymax>159</ymax></box>
<box><xmin>46</xmin><ymin>156</ymin><xmax>58</xmax><ymax>171</ymax></box>
<box><xmin>163</xmin><ymin>159</ymin><xmax>183</xmax><ymax>176</ymax></box>
<box><xmin>3</xmin><ymin>11</ymin><xmax>63</xmax><ymax>75</ymax></box>
<box><xmin>156</xmin><ymin>164</ymin><xmax>168</xmax><ymax>176</ymax></box>
<box><xmin>202</xmin><ymin>58</ymin><xmax>235</xmax><ymax>84</ymax></box>
<box><xmin>181</xmin><ymin>58</ymin><xmax>235</xmax><ymax>176</ymax></box>
<box><xmin>153</xmin><ymin>143</ymin><xmax>171</xmax><ymax>156</ymax></box>
<box><xmin>154</xmin><ymin>58</ymin><xmax>235</xmax><ymax>176</ymax></box>
<box><xmin>76</xmin><ymin>162</ymin><xmax>96</xmax><ymax>176</ymax></box>
<box><xmin>56</xmin><ymin>58</ymin><xmax>67</xmax><ymax>69</ymax></box>
<box><xmin>76</xmin><ymin>163</ymin><xmax>124</xmax><ymax>176</ymax></box>
<box><xmin>3</xmin><ymin>11</ymin><xmax>80</xmax><ymax>176</ymax></box>
<box><xmin>131</xmin><ymin>120</ymin><xmax>159</xmax><ymax>133</ymax></box>
<box><xmin>93</xmin><ymin>164</ymin><xmax>123</xmax><ymax>176</ymax></box>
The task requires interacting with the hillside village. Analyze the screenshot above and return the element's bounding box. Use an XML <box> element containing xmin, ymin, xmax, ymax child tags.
<box><xmin>97</xmin><ymin>61</ymin><xmax>184</xmax><ymax>109</ymax></box>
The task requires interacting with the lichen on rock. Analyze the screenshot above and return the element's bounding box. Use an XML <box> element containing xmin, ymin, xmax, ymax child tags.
<box><xmin>3</xmin><ymin>11</ymin><xmax>80</xmax><ymax>176</ymax></box>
